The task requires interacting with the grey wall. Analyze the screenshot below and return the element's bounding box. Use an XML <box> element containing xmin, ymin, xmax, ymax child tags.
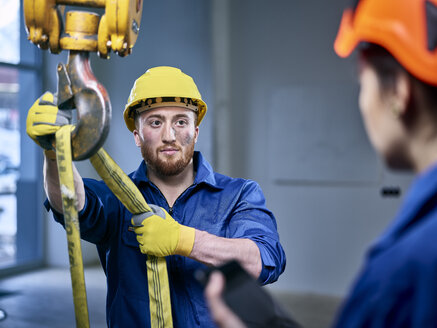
<box><xmin>41</xmin><ymin>0</ymin><xmax>414</xmax><ymax>298</ymax></box>
<box><xmin>222</xmin><ymin>0</ymin><xmax>413</xmax><ymax>296</ymax></box>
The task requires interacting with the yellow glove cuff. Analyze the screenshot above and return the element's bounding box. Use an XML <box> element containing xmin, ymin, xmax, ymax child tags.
<box><xmin>175</xmin><ymin>225</ymin><xmax>195</xmax><ymax>257</ymax></box>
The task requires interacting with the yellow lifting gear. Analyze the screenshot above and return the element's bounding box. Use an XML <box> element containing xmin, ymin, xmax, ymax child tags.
<box><xmin>24</xmin><ymin>0</ymin><xmax>142</xmax><ymax>58</ymax></box>
<box><xmin>23</xmin><ymin>0</ymin><xmax>174</xmax><ymax>327</ymax></box>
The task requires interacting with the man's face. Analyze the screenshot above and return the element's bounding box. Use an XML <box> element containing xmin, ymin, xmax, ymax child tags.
<box><xmin>133</xmin><ymin>106</ymin><xmax>199</xmax><ymax>177</ymax></box>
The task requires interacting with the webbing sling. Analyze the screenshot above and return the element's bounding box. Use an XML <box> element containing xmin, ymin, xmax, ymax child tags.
<box><xmin>90</xmin><ymin>147</ymin><xmax>173</xmax><ymax>328</ymax></box>
<box><xmin>56</xmin><ymin>126</ymin><xmax>90</xmax><ymax>328</ymax></box>
<box><xmin>55</xmin><ymin>125</ymin><xmax>173</xmax><ymax>327</ymax></box>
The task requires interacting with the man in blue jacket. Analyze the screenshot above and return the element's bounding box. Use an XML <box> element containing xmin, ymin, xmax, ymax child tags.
<box><xmin>26</xmin><ymin>66</ymin><xmax>286</xmax><ymax>327</ymax></box>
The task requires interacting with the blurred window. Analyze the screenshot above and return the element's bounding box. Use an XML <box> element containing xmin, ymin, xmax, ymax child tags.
<box><xmin>0</xmin><ymin>0</ymin><xmax>43</xmax><ymax>272</ymax></box>
<box><xmin>0</xmin><ymin>0</ymin><xmax>20</xmax><ymax>64</ymax></box>
<box><xmin>0</xmin><ymin>67</ymin><xmax>19</xmax><ymax>267</ymax></box>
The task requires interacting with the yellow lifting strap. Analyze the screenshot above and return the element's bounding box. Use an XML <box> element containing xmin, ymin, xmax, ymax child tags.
<box><xmin>90</xmin><ymin>148</ymin><xmax>173</xmax><ymax>327</ymax></box>
<box><xmin>56</xmin><ymin>125</ymin><xmax>90</xmax><ymax>328</ymax></box>
<box><xmin>56</xmin><ymin>125</ymin><xmax>173</xmax><ymax>327</ymax></box>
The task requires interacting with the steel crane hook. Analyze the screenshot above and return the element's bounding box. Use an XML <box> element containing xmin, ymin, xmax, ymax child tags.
<box><xmin>57</xmin><ymin>51</ymin><xmax>111</xmax><ymax>161</ymax></box>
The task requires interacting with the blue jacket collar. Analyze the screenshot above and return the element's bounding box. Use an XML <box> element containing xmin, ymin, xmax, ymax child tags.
<box><xmin>130</xmin><ymin>151</ymin><xmax>222</xmax><ymax>190</ymax></box>
<box><xmin>369</xmin><ymin>163</ymin><xmax>437</xmax><ymax>256</ymax></box>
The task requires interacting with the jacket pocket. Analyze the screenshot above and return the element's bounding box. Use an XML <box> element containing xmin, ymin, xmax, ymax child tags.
<box><xmin>119</xmin><ymin>219</ymin><xmax>149</xmax><ymax>301</ymax></box>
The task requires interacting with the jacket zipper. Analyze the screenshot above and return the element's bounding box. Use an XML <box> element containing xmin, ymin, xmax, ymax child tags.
<box><xmin>148</xmin><ymin>181</ymin><xmax>196</xmax><ymax>218</ymax></box>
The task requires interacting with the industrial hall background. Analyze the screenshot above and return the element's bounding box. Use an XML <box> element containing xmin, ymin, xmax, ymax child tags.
<box><xmin>0</xmin><ymin>0</ymin><xmax>412</xmax><ymax>327</ymax></box>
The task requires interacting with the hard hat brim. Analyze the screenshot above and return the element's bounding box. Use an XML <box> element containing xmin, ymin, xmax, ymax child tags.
<box><xmin>334</xmin><ymin>9</ymin><xmax>358</xmax><ymax>58</ymax></box>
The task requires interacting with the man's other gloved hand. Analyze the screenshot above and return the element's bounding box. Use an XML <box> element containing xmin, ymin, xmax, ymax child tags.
<box><xmin>131</xmin><ymin>204</ymin><xmax>195</xmax><ymax>257</ymax></box>
<box><xmin>26</xmin><ymin>92</ymin><xmax>72</xmax><ymax>150</ymax></box>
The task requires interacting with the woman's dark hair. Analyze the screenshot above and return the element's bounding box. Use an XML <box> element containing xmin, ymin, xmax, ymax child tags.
<box><xmin>359</xmin><ymin>43</ymin><xmax>437</xmax><ymax>110</ymax></box>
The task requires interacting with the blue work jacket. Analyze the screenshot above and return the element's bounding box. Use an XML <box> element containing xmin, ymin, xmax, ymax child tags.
<box><xmin>334</xmin><ymin>164</ymin><xmax>437</xmax><ymax>327</ymax></box>
<box><xmin>46</xmin><ymin>151</ymin><xmax>286</xmax><ymax>327</ymax></box>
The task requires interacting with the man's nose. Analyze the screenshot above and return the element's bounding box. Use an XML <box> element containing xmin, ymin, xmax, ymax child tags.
<box><xmin>162</xmin><ymin>123</ymin><xmax>176</xmax><ymax>142</ymax></box>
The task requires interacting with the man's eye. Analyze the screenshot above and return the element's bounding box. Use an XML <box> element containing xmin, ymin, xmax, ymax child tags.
<box><xmin>176</xmin><ymin>120</ymin><xmax>187</xmax><ymax>126</ymax></box>
<box><xmin>149</xmin><ymin>120</ymin><xmax>161</xmax><ymax>127</ymax></box>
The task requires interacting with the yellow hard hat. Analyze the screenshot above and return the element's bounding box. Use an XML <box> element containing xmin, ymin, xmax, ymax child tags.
<box><xmin>124</xmin><ymin>66</ymin><xmax>207</xmax><ymax>131</ymax></box>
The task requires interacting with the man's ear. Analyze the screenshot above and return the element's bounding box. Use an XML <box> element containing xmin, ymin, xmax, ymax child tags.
<box><xmin>194</xmin><ymin>126</ymin><xmax>199</xmax><ymax>144</ymax></box>
<box><xmin>133</xmin><ymin>130</ymin><xmax>141</xmax><ymax>147</ymax></box>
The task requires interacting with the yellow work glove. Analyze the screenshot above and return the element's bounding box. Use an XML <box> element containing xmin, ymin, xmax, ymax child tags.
<box><xmin>131</xmin><ymin>204</ymin><xmax>195</xmax><ymax>257</ymax></box>
<box><xmin>26</xmin><ymin>92</ymin><xmax>72</xmax><ymax>150</ymax></box>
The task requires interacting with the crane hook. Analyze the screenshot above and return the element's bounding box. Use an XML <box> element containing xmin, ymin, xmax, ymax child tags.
<box><xmin>57</xmin><ymin>51</ymin><xmax>111</xmax><ymax>160</ymax></box>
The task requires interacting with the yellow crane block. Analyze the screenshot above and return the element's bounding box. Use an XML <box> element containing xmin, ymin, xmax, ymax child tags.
<box><xmin>23</xmin><ymin>0</ymin><xmax>143</xmax><ymax>58</ymax></box>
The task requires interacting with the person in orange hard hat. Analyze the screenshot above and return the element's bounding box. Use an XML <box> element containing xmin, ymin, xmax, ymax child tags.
<box><xmin>26</xmin><ymin>66</ymin><xmax>286</xmax><ymax>327</ymax></box>
<box><xmin>332</xmin><ymin>0</ymin><xmax>437</xmax><ymax>326</ymax></box>
<box><xmin>204</xmin><ymin>0</ymin><xmax>437</xmax><ymax>327</ymax></box>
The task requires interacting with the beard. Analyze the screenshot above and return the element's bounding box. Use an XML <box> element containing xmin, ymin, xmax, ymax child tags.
<box><xmin>141</xmin><ymin>139</ymin><xmax>195</xmax><ymax>177</ymax></box>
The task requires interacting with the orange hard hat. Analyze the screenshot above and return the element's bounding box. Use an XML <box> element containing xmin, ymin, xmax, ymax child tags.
<box><xmin>334</xmin><ymin>0</ymin><xmax>437</xmax><ymax>86</ymax></box>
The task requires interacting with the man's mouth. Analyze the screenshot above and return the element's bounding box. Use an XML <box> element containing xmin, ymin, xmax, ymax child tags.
<box><xmin>159</xmin><ymin>147</ymin><xmax>179</xmax><ymax>156</ymax></box>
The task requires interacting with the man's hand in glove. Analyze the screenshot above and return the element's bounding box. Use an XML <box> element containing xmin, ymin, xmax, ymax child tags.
<box><xmin>132</xmin><ymin>204</ymin><xmax>195</xmax><ymax>257</ymax></box>
<box><xmin>26</xmin><ymin>92</ymin><xmax>72</xmax><ymax>150</ymax></box>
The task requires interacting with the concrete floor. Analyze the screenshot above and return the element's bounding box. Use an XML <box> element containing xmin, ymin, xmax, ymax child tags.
<box><xmin>0</xmin><ymin>266</ymin><xmax>107</xmax><ymax>328</ymax></box>
<box><xmin>273</xmin><ymin>291</ymin><xmax>342</xmax><ymax>328</ymax></box>
<box><xmin>0</xmin><ymin>265</ymin><xmax>342</xmax><ymax>327</ymax></box>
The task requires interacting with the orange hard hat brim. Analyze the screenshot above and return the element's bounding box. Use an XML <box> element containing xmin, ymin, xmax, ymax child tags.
<box><xmin>334</xmin><ymin>0</ymin><xmax>437</xmax><ymax>86</ymax></box>
<box><xmin>334</xmin><ymin>9</ymin><xmax>359</xmax><ymax>58</ymax></box>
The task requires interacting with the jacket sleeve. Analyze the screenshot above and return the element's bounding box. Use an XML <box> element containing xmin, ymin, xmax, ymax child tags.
<box><xmin>44</xmin><ymin>177</ymin><xmax>123</xmax><ymax>246</ymax></box>
<box><xmin>226</xmin><ymin>180</ymin><xmax>286</xmax><ymax>285</ymax></box>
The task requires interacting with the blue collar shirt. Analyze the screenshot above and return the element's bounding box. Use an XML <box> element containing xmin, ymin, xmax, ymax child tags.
<box><xmin>46</xmin><ymin>151</ymin><xmax>286</xmax><ymax>327</ymax></box>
